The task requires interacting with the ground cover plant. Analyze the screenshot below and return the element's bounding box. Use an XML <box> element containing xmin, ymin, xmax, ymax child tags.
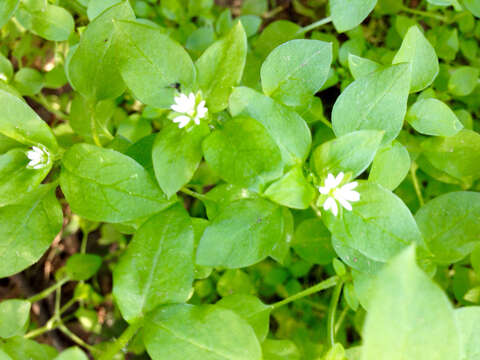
<box><xmin>0</xmin><ymin>0</ymin><xmax>480</xmax><ymax>358</ymax></box>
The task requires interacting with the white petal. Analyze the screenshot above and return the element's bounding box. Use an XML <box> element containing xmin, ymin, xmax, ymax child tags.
<box><xmin>324</xmin><ymin>173</ymin><xmax>337</xmax><ymax>189</ymax></box>
<box><xmin>341</xmin><ymin>181</ymin><xmax>358</xmax><ymax>191</ymax></box>
<box><xmin>173</xmin><ymin>115</ymin><xmax>191</xmax><ymax>128</ymax></box>
<box><xmin>343</xmin><ymin>189</ymin><xmax>360</xmax><ymax>202</ymax></box>
<box><xmin>318</xmin><ymin>186</ymin><xmax>330</xmax><ymax>195</ymax></box>
<box><xmin>323</xmin><ymin>197</ymin><xmax>338</xmax><ymax>216</ymax></box>
<box><xmin>193</xmin><ymin>116</ymin><xmax>201</xmax><ymax>125</ymax></box>
<box><xmin>171</xmin><ymin>104</ymin><xmax>186</xmax><ymax>113</ymax></box>
<box><xmin>32</xmin><ymin>163</ymin><xmax>44</xmax><ymax>170</ymax></box>
<box><xmin>334</xmin><ymin>189</ymin><xmax>353</xmax><ymax>211</ymax></box>
<box><xmin>333</xmin><ymin>172</ymin><xmax>344</xmax><ymax>187</ymax></box>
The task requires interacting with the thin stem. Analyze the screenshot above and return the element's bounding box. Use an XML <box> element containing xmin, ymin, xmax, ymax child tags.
<box><xmin>272</xmin><ymin>276</ymin><xmax>339</xmax><ymax>310</ymax></box>
<box><xmin>334</xmin><ymin>305</ymin><xmax>349</xmax><ymax>335</ymax></box>
<box><xmin>24</xmin><ymin>319</ymin><xmax>58</xmax><ymax>339</ymax></box>
<box><xmin>410</xmin><ymin>163</ymin><xmax>424</xmax><ymax>207</ymax></box>
<box><xmin>297</xmin><ymin>17</ymin><xmax>332</xmax><ymax>35</ymax></box>
<box><xmin>59</xmin><ymin>324</ymin><xmax>99</xmax><ymax>354</ymax></box>
<box><xmin>28</xmin><ymin>278</ymin><xmax>68</xmax><ymax>303</ymax></box>
<box><xmin>33</xmin><ymin>93</ymin><xmax>68</xmax><ymax>120</ymax></box>
<box><xmin>327</xmin><ymin>281</ymin><xmax>344</xmax><ymax>347</ymax></box>
<box><xmin>310</xmin><ymin>203</ymin><xmax>322</xmax><ymax>217</ymax></box>
<box><xmin>262</xmin><ymin>5</ymin><xmax>287</xmax><ymax>19</ymax></box>
<box><xmin>98</xmin><ymin>319</ymin><xmax>144</xmax><ymax>360</ymax></box>
<box><xmin>401</xmin><ymin>6</ymin><xmax>448</xmax><ymax>22</ymax></box>
<box><xmin>80</xmin><ymin>231</ymin><xmax>89</xmax><ymax>254</ymax></box>
<box><xmin>59</xmin><ymin>297</ymin><xmax>77</xmax><ymax>315</ymax></box>
<box><xmin>181</xmin><ymin>187</ymin><xmax>213</xmax><ymax>202</ymax></box>
<box><xmin>318</xmin><ymin>116</ymin><xmax>333</xmax><ymax>129</ymax></box>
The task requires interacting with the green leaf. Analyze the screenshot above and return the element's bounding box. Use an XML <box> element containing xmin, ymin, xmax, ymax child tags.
<box><xmin>454</xmin><ymin>307</ymin><xmax>480</xmax><ymax>360</ymax></box>
<box><xmin>0</xmin><ymin>300</ymin><xmax>31</xmax><ymax>338</ymax></box>
<box><xmin>348</xmin><ymin>54</ymin><xmax>381</xmax><ymax>79</ymax></box>
<box><xmin>254</xmin><ymin>20</ymin><xmax>301</xmax><ymax>59</ymax></box>
<box><xmin>0</xmin><ymin>90</ymin><xmax>58</xmax><ymax>153</ymax></box>
<box><xmin>332</xmin><ymin>64</ymin><xmax>410</xmax><ymax>145</ymax></box>
<box><xmin>323</xmin><ymin>182</ymin><xmax>422</xmax><ymax>263</ymax></box>
<box><xmin>53</xmin><ymin>347</ymin><xmax>88</xmax><ymax>360</ymax></box>
<box><xmin>334</xmin><ymin>235</ymin><xmax>383</xmax><ymax>274</ymax></box>
<box><xmin>113</xmin><ymin>205</ymin><xmax>194</xmax><ymax>322</ymax></box>
<box><xmin>153</xmin><ymin>123</ymin><xmax>209</xmax><ymax>198</ymax></box>
<box><xmin>260</xmin><ymin>39</ymin><xmax>332</xmax><ymax>107</ymax></box>
<box><xmin>113</xmin><ymin>20</ymin><xmax>196</xmax><ymax>109</ymax></box>
<box><xmin>312</xmin><ymin>130</ymin><xmax>384</xmax><ymax>179</ymax></box>
<box><xmin>67</xmin><ymin>1</ymin><xmax>135</xmax><ymax>100</ymax></box>
<box><xmin>203</xmin><ymin>184</ymin><xmax>258</xmax><ymax>220</ymax></box>
<box><xmin>392</xmin><ymin>25</ymin><xmax>439</xmax><ymax>93</ymax></box>
<box><xmin>196</xmin><ymin>199</ymin><xmax>285</xmax><ymax>268</ymax></box>
<box><xmin>420</xmin><ymin>129</ymin><xmax>480</xmax><ymax>185</ymax></box>
<box><xmin>65</xmin><ymin>254</ymin><xmax>102</xmax><ymax>281</ymax></box>
<box><xmin>330</xmin><ymin>0</ymin><xmax>377</xmax><ymax>32</ymax></box>
<box><xmin>462</xmin><ymin>0</ymin><xmax>480</xmax><ymax>17</ymax></box>
<box><xmin>87</xmin><ymin>0</ymin><xmax>122</xmax><ymax>20</ymax></box>
<box><xmin>202</xmin><ymin>117</ymin><xmax>283</xmax><ymax>191</ymax></box>
<box><xmin>0</xmin><ymin>337</ymin><xmax>57</xmax><ymax>360</ymax></box>
<box><xmin>448</xmin><ymin>66</ymin><xmax>479</xmax><ymax>97</ymax></box>
<box><xmin>144</xmin><ymin>304</ymin><xmax>261</xmax><ymax>360</ymax></box>
<box><xmin>0</xmin><ymin>0</ymin><xmax>18</xmax><ymax>29</ymax></box>
<box><xmin>0</xmin><ymin>184</ymin><xmax>62</xmax><ymax>278</ymax></box>
<box><xmin>264</xmin><ymin>166</ymin><xmax>315</xmax><ymax>209</ymax></box>
<box><xmin>60</xmin><ymin>144</ymin><xmax>172</xmax><ymax>223</ymax></box>
<box><xmin>15</xmin><ymin>4</ymin><xmax>74</xmax><ymax>41</ymax></box>
<box><xmin>415</xmin><ymin>191</ymin><xmax>480</xmax><ymax>264</ymax></box>
<box><xmin>361</xmin><ymin>247</ymin><xmax>461</xmax><ymax>360</ymax></box>
<box><xmin>229</xmin><ymin>87</ymin><xmax>311</xmax><ymax>166</ymax></box>
<box><xmin>217</xmin><ymin>294</ymin><xmax>272</xmax><ymax>341</ymax></box>
<box><xmin>0</xmin><ymin>348</ymin><xmax>11</xmax><ymax>360</ymax></box>
<box><xmin>196</xmin><ymin>21</ymin><xmax>247</xmax><ymax>113</ymax></box>
<box><xmin>262</xmin><ymin>339</ymin><xmax>301</xmax><ymax>360</ymax></box>
<box><xmin>406</xmin><ymin>98</ymin><xmax>463</xmax><ymax>136</ymax></box>
<box><xmin>293</xmin><ymin>218</ymin><xmax>336</xmax><ymax>265</ymax></box>
<box><xmin>368</xmin><ymin>141</ymin><xmax>410</xmax><ymax>190</ymax></box>
<box><xmin>13</xmin><ymin>68</ymin><xmax>43</xmax><ymax>96</ymax></box>
<box><xmin>0</xmin><ymin>148</ymin><xmax>51</xmax><ymax>207</ymax></box>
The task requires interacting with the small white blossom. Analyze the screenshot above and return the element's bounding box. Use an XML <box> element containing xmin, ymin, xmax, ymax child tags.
<box><xmin>170</xmin><ymin>92</ymin><xmax>208</xmax><ymax>128</ymax></box>
<box><xmin>318</xmin><ymin>172</ymin><xmax>360</xmax><ymax>216</ymax></box>
<box><xmin>26</xmin><ymin>146</ymin><xmax>50</xmax><ymax>170</ymax></box>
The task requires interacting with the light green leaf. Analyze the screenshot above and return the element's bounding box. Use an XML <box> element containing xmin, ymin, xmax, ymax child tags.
<box><xmin>68</xmin><ymin>2</ymin><xmax>135</xmax><ymax>100</ymax></box>
<box><xmin>0</xmin><ymin>86</ymin><xmax>53</xmax><ymax>151</ymax></box>
<box><xmin>217</xmin><ymin>294</ymin><xmax>272</xmax><ymax>341</ymax></box>
<box><xmin>229</xmin><ymin>87</ymin><xmax>311</xmax><ymax>166</ymax></box>
<box><xmin>420</xmin><ymin>129</ymin><xmax>480</xmax><ymax>185</ymax></box>
<box><xmin>196</xmin><ymin>199</ymin><xmax>285</xmax><ymax>268</ymax></box>
<box><xmin>334</xmin><ymin>235</ymin><xmax>383</xmax><ymax>274</ymax></box>
<box><xmin>196</xmin><ymin>21</ymin><xmax>247</xmax><ymax>113</ymax></box>
<box><xmin>0</xmin><ymin>348</ymin><xmax>12</xmax><ymax>360</ymax></box>
<box><xmin>13</xmin><ymin>68</ymin><xmax>43</xmax><ymax>96</ymax></box>
<box><xmin>113</xmin><ymin>205</ymin><xmax>194</xmax><ymax>322</ymax></box>
<box><xmin>65</xmin><ymin>254</ymin><xmax>102</xmax><ymax>281</ymax></box>
<box><xmin>293</xmin><ymin>218</ymin><xmax>336</xmax><ymax>265</ymax></box>
<box><xmin>0</xmin><ymin>0</ymin><xmax>18</xmax><ymax>29</ymax></box>
<box><xmin>153</xmin><ymin>123</ymin><xmax>209</xmax><ymax>198</ymax></box>
<box><xmin>448</xmin><ymin>66</ymin><xmax>479</xmax><ymax>97</ymax></box>
<box><xmin>143</xmin><ymin>304</ymin><xmax>262</xmax><ymax>360</ymax></box>
<box><xmin>0</xmin><ymin>184</ymin><xmax>62</xmax><ymax>278</ymax></box>
<box><xmin>332</xmin><ymin>64</ymin><xmax>410</xmax><ymax>145</ymax></box>
<box><xmin>202</xmin><ymin>117</ymin><xmax>283</xmax><ymax>191</ymax></box>
<box><xmin>0</xmin><ymin>300</ymin><xmax>31</xmax><ymax>338</ymax></box>
<box><xmin>323</xmin><ymin>182</ymin><xmax>422</xmax><ymax>263</ymax></box>
<box><xmin>0</xmin><ymin>337</ymin><xmax>57</xmax><ymax>360</ymax></box>
<box><xmin>455</xmin><ymin>307</ymin><xmax>480</xmax><ymax>360</ymax></box>
<box><xmin>261</xmin><ymin>39</ymin><xmax>332</xmax><ymax>107</ymax></box>
<box><xmin>348</xmin><ymin>54</ymin><xmax>381</xmax><ymax>79</ymax></box>
<box><xmin>0</xmin><ymin>149</ymin><xmax>51</xmax><ymax>207</ymax></box>
<box><xmin>264</xmin><ymin>166</ymin><xmax>315</xmax><ymax>209</ymax></box>
<box><xmin>114</xmin><ymin>20</ymin><xmax>196</xmax><ymax>109</ymax></box>
<box><xmin>393</xmin><ymin>25</ymin><xmax>439</xmax><ymax>92</ymax></box>
<box><xmin>262</xmin><ymin>339</ymin><xmax>301</xmax><ymax>360</ymax></box>
<box><xmin>361</xmin><ymin>247</ymin><xmax>461</xmax><ymax>360</ymax></box>
<box><xmin>60</xmin><ymin>144</ymin><xmax>172</xmax><ymax>223</ymax></box>
<box><xmin>312</xmin><ymin>130</ymin><xmax>383</xmax><ymax>179</ymax></box>
<box><xmin>15</xmin><ymin>4</ymin><xmax>74</xmax><ymax>41</ymax></box>
<box><xmin>462</xmin><ymin>0</ymin><xmax>480</xmax><ymax>17</ymax></box>
<box><xmin>330</xmin><ymin>0</ymin><xmax>377</xmax><ymax>32</ymax></box>
<box><xmin>368</xmin><ymin>141</ymin><xmax>410</xmax><ymax>190</ymax></box>
<box><xmin>54</xmin><ymin>347</ymin><xmax>88</xmax><ymax>360</ymax></box>
<box><xmin>87</xmin><ymin>0</ymin><xmax>122</xmax><ymax>20</ymax></box>
<box><xmin>406</xmin><ymin>98</ymin><xmax>463</xmax><ymax>136</ymax></box>
<box><xmin>204</xmin><ymin>184</ymin><xmax>258</xmax><ymax>220</ymax></box>
<box><xmin>415</xmin><ymin>191</ymin><xmax>480</xmax><ymax>264</ymax></box>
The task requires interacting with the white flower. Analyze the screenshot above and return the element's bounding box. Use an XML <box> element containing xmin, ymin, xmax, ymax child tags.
<box><xmin>26</xmin><ymin>146</ymin><xmax>50</xmax><ymax>170</ymax></box>
<box><xmin>318</xmin><ymin>172</ymin><xmax>360</xmax><ymax>216</ymax></box>
<box><xmin>170</xmin><ymin>92</ymin><xmax>208</xmax><ymax>128</ymax></box>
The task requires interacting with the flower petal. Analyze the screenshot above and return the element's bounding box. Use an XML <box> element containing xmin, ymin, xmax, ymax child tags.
<box><xmin>324</xmin><ymin>173</ymin><xmax>337</xmax><ymax>189</ymax></box>
<box><xmin>341</xmin><ymin>181</ymin><xmax>358</xmax><ymax>191</ymax></box>
<box><xmin>323</xmin><ymin>196</ymin><xmax>338</xmax><ymax>216</ymax></box>
<box><xmin>333</xmin><ymin>172</ymin><xmax>344</xmax><ymax>187</ymax></box>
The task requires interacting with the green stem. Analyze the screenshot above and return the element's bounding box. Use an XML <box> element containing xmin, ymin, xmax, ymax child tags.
<box><xmin>297</xmin><ymin>17</ymin><xmax>332</xmax><ymax>35</ymax></box>
<box><xmin>59</xmin><ymin>297</ymin><xmax>77</xmax><ymax>315</ymax></box>
<box><xmin>272</xmin><ymin>276</ymin><xmax>339</xmax><ymax>310</ymax></box>
<box><xmin>59</xmin><ymin>324</ymin><xmax>99</xmax><ymax>354</ymax></box>
<box><xmin>334</xmin><ymin>305</ymin><xmax>349</xmax><ymax>335</ymax></box>
<box><xmin>327</xmin><ymin>281</ymin><xmax>344</xmax><ymax>347</ymax></box>
<box><xmin>98</xmin><ymin>320</ymin><xmax>144</xmax><ymax>360</ymax></box>
<box><xmin>33</xmin><ymin>94</ymin><xmax>68</xmax><ymax>120</ymax></box>
<box><xmin>401</xmin><ymin>6</ymin><xmax>448</xmax><ymax>22</ymax></box>
<box><xmin>410</xmin><ymin>163</ymin><xmax>424</xmax><ymax>207</ymax></box>
<box><xmin>310</xmin><ymin>203</ymin><xmax>322</xmax><ymax>217</ymax></box>
<box><xmin>24</xmin><ymin>319</ymin><xmax>58</xmax><ymax>339</ymax></box>
<box><xmin>28</xmin><ymin>278</ymin><xmax>68</xmax><ymax>303</ymax></box>
<box><xmin>80</xmin><ymin>231</ymin><xmax>89</xmax><ymax>254</ymax></box>
<box><xmin>181</xmin><ymin>187</ymin><xmax>213</xmax><ymax>202</ymax></box>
